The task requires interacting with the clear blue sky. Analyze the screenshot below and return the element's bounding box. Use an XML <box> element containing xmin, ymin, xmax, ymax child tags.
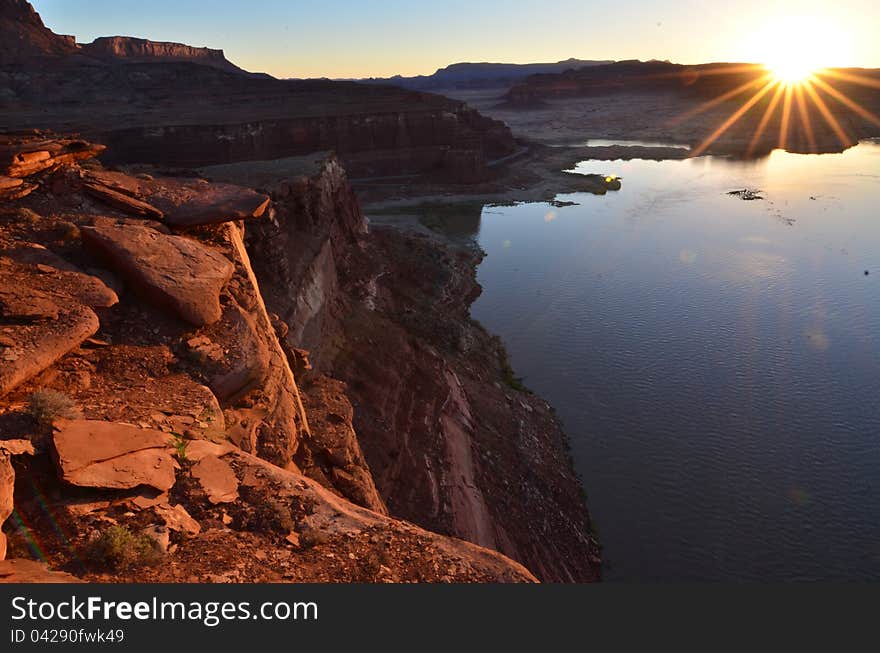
<box><xmin>31</xmin><ymin>0</ymin><xmax>879</xmax><ymax>78</ymax></box>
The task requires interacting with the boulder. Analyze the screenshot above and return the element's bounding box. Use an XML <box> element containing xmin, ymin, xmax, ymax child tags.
<box><xmin>191</xmin><ymin>454</ymin><xmax>238</xmax><ymax>504</ymax></box>
<box><xmin>140</xmin><ymin>525</ymin><xmax>170</xmax><ymax>552</ymax></box>
<box><xmin>0</xmin><ymin>439</ymin><xmax>35</xmax><ymax>456</ymax></box>
<box><xmin>185</xmin><ymin>439</ymin><xmax>236</xmax><ymax>461</ymax></box>
<box><xmin>0</xmin><ymin>250</ymin><xmax>118</xmax><ymax>397</ymax></box>
<box><xmin>0</xmin><ymin>252</ymin><xmax>119</xmax><ymax>310</ymax></box>
<box><xmin>153</xmin><ymin>503</ymin><xmax>201</xmax><ymax>536</ymax></box>
<box><xmin>80</xmin><ymin>223</ymin><xmax>233</xmax><ymax>326</ymax></box>
<box><xmin>150</xmin><ymin>182</ymin><xmax>270</xmax><ymax>228</ymax></box>
<box><xmin>0</xmin><ymin>559</ymin><xmax>83</xmax><ymax>583</ymax></box>
<box><xmin>0</xmin><ymin>175</ymin><xmax>22</xmax><ymax>191</ymax></box>
<box><xmin>0</xmin><ymin>286</ymin><xmax>58</xmax><ymax>320</ymax></box>
<box><xmin>83</xmin><ymin>181</ymin><xmax>164</xmax><ymax>220</ymax></box>
<box><xmin>0</xmin><ymin>303</ymin><xmax>98</xmax><ymax>397</ymax></box>
<box><xmin>0</xmin><ymin>138</ymin><xmax>105</xmax><ymax>178</ymax></box>
<box><xmin>0</xmin><ymin>180</ymin><xmax>36</xmax><ymax>200</ymax></box>
<box><xmin>83</xmin><ymin>169</ymin><xmax>143</xmax><ymax>196</ymax></box>
<box><xmin>52</xmin><ymin>419</ymin><xmax>178</xmax><ymax>492</ymax></box>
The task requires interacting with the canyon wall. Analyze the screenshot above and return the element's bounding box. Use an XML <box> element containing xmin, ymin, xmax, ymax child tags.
<box><xmin>220</xmin><ymin>154</ymin><xmax>600</xmax><ymax>582</ymax></box>
<box><xmin>0</xmin><ymin>134</ymin><xmax>538</xmax><ymax>582</ymax></box>
<box><xmin>96</xmin><ymin>106</ymin><xmax>514</xmax><ymax>179</ymax></box>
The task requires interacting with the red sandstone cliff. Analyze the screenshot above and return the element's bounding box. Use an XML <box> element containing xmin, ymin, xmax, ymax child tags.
<box><xmin>80</xmin><ymin>36</ymin><xmax>245</xmax><ymax>73</ymax></box>
<box><xmin>0</xmin><ymin>133</ymin><xmax>535</xmax><ymax>583</ymax></box>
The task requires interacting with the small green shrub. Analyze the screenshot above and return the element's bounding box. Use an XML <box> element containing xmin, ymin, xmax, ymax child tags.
<box><xmin>170</xmin><ymin>433</ymin><xmax>189</xmax><ymax>460</ymax></box>
<box><xmin>85</xmin><ymin>525</ymin><xmax>162</xmax><ymax>570</ymax></box>
<box><xmin>27</xmin><ymin>390</ymin><xmax>82</xmax><ymax>426</ymax></box>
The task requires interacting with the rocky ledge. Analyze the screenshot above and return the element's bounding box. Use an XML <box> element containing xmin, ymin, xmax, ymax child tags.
<box><xmin>0</xmin><ymin>133</ymin><xmax>598</xmax><ymax>583</ymax></box>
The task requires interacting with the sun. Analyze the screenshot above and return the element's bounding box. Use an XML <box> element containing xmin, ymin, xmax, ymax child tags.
<box><xmin>744</xmin><ymin>15</ymin><xmax>851</xmax><ymax>85</ymax></box>
<box><xmin>765</xmin><ymin>59</ymin><xmax>818</xmax><ymax>85</ymax></box>
<box><xmin>682</xmin><ymin>11</ymin><xmax>877</xmax><ymax>158</ymax></box>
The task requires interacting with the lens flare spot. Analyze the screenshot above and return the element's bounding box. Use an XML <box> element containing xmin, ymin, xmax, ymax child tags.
<box><xmin>679</xmin><ymin>249</ymin><xmax>698</xmax><ymax>264</ymax></box>
<box><xmin>787</xmin><ymin>484</ymin><xmax>811</xmax><ymax>506</ymax></box>
<box><xmin>804</xmin><ymin>327</ymin><xmax>830</xmax><ymax>351</ymax></box>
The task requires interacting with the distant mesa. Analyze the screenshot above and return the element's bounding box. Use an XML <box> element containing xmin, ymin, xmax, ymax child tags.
<box><xmin>79</xmin><ymin>36</ymin><xmax>246</xmax><ymax>74</ymax></box>
<box><xmin>0</xmin><ymin>0</ymin><xmax>245</xmax><ymax>73</ymax></box>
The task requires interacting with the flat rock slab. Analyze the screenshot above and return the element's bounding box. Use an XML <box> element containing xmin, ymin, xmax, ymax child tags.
<box><xmin>0</xmin><ymin>181</ymin><xmax>37</xmax><ymax>201</ymax></box>
<box><xmin>83</xmin><ymin>181</ymin><xmax>164</xmax><ymax>220</ymax></box>
<box><xmin>81</xmin><ymin>223</ymin><xmax>233</xmax><ymax>326</ymax></box>
<box><xmin>147</xmin><ymin>180</ymin><xmax>270</xmax><ymax>228</ymax></box>
<box><xmin>0</xmin><ymin>139</ymin><xmax>106</xmax><ymax>178</ymax></box>
<box><xmin>0</xmin><ymin>303</ymin><xmax>99</xmax><ymax>398</ymax></box>
<box><xmin>153</xmin><ymin>503</ymin><xmax>201</xmax><ymax>535</ymax></box>
<box><xmin>0</xmin><ymin>439</ymin><xmax>35</xmax><ymax>456</ymax></box>
<box><xmin>0</xmin><ymin>253</ymin><xmax>119</xmax><ymax>310</ymax></box>
<box><xmin>83</xmin><ymin>169</ymin><xmax>144</xmax><ymax>197</ymax></box>
<box><xmin>52</xmin><ymin>419</ymin><xmax>178</xmax><ymax>492</ymax></box>
<box><xmin>185</xmin><ymin>439</ymin><xmax>236</xmax><ymax>462</ymax></box>
<box><xmin>191</xmin><ymin>454</ymin><xmax>239</xmax><ymax>504</ymax></box>
<box><xmin>0</xmin><ymin>559</ymin><xmax>83</xmax><ymax>583</ymax></box>
<box><xmin>0</xmin><ymin>175</ymin><xmax>23</xmax><ymax>191</ymax></box>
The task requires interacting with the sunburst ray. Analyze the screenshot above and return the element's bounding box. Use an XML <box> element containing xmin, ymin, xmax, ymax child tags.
<box><xmin>690</xmin><ymin>79</ymin><xmax>777</xmax><ymax>157</ymax></box>
<box><xmin>668</xmin><ymin>74</ymin><xmax>774</xmax><ymax>127</ymax></box>
<box><xmin>803</xmin><ymin>78</ymin><xmax>852</xmax><ymax>149</ymax></box>
<box><xmin>793</xmin><ymin>83</ymin><xmax>818</xmax><ymax>152</ymax></box>
<box><xmin>817</xmin><ymin>69</ymin><xmax>880</xmax><ymax>90</ymax></box>
<box><xmin>747</xmin><ymin>81</ymin><xmax>786</xmax><ymax>156</ymax></box>
<box><xmin>778</xmin><ymin>82</ymin><xmax>795</xmax><ymax>150</ymax></box>
<box><xmin>809</xmin><ymin>75</ymin><xmax>880</xmax><ymax>127</ymax></box>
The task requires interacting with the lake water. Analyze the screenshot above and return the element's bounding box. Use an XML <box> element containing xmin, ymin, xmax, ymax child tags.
<box><xmin>470</xmin><ymin>141</ymin><xmax>880</xmax><ymax>582</ymax></box>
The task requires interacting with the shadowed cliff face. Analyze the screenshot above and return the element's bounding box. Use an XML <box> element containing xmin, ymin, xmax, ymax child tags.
<box><xmin>223</xmin><ymin>155</ymin><xmax>599</xmax><ymax>582</ymax></box>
